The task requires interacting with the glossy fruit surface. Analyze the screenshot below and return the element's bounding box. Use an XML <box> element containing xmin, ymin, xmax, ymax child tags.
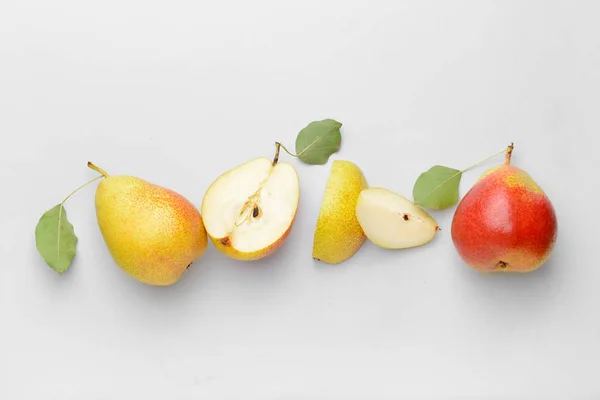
<box><xmin>451</xmin><ymin>163</ymin><xmax>557</xmax><ymax>272</ymax></box>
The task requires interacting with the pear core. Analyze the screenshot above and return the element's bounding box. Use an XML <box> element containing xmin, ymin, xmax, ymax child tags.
<box><xmin>202</xmin><ymin>157</ymin><xmax>299</xmax><ymax>254</ymax></box>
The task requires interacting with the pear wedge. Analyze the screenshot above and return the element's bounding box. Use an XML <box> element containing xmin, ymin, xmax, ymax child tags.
<box><xmin>356</xmin><ymin>187</ymin><xmax>439</xmax><ymax>249</ymax></box>
<box><xmin>312</xmin><ymin>160</ymin><xmax>367</xmax><ymax>264</ymax></box>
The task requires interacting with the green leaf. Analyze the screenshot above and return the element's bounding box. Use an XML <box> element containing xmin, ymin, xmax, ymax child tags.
<box><xmin>295</xmin><ymin>119</ymin><xmax>342</xmax><ymax>165</ymax></box>
<box><xmin>413</xmin><ymin>165</ymin><xmax>462</xmax><ymax>209</ymax></box>
<box><xmin>35</xmin><ymin>204</ymin><xmax>78</xmax><ymax>274</ymax></box>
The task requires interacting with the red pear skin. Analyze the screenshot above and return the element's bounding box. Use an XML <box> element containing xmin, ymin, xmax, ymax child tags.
<box><xmin>450</xmin><ymin>149</ymin><xmax>557</xmax><ymax>273</ymax></box>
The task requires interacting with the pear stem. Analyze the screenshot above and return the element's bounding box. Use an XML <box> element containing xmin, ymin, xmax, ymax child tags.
<box><xmin>273</xmin><ymin>142</ymin><xmax>298</xmax><ymax>165</ymax></box>
<box><xmin>505</xmin><ymin>142</ymin><xmax>514</xmax><ymax>165</ymax></box>
<box><xmin>87</xmin><ymin>161</ymin><xmax>109</xmax><ymax>178</ymax></box>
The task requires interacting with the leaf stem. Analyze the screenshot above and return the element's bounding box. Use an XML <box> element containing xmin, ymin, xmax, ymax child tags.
<box><xmin>273</xmin><ymin>142</ymin><xmax>298</xmax><ymax>165</ymax></box>
<box><xmin>54</xmin><ymin>172</ymin><xmax>104</xmax><ymax>270</ymax></box>
<box><xmin>61</xmin><ymin>175</ymin><xmax>104</xmax><ymax>205</ymax></box>
<box><xmin>413</xmin><ymin>143</ymin><xmax>515</xmax><ymax>207</ymax></box>
<box><xmin>460</xmin><ymin>143</ymin><xmax>514</xmax><ymax>174</ymax></box>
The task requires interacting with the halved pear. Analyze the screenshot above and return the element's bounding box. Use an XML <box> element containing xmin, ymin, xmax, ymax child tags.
<box><xmin>356</xmin><ymin>187</ymin><xmax>439</xmax><ymax>249</ymax></box>
<box><xmin>201</xmin><ymin>156</ymin><xmax>300</xmax><ymax>261</ymax></box>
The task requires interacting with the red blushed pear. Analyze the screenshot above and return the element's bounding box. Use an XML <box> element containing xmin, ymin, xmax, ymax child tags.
<box><xmin>450</xmin><ymin>144</ymin><xmax>557</xmax><ymax>273</ymax></box>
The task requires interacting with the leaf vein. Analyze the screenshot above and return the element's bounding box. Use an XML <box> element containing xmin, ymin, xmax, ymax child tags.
<box><xmin>418</xmin><ymin>170</ymin><xmax>461</xmax><ymax>204</ymax></box>
<box><xmin>57</xmin><ymin>205</ymin><xmax>63</xmax><ymax>265</ymax></box>
<box><xmin>297</xmin><ymin>136</ymin><xmax>322</xmax><ymax>157</ymax></box>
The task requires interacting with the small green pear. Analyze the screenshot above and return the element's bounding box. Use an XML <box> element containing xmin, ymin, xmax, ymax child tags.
<box><xmin>88</xmin><ymin>162</ymin><xmax>208</xmax><ymax>286</ymax></box>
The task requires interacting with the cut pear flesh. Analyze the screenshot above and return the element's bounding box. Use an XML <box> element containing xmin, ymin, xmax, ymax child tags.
<box><xmin>356</xmin><ymin>187</ymin><xmax>439</xmax><ymax>249</ymax></box>
<box><xmin>201</xmin><ymin>157</ymin><xmax>299</xmax><ymax>254</ymax></box>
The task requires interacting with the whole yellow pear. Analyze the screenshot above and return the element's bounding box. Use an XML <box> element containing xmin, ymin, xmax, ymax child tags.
<box><xmin>89</xmin><ymin>162</ymin><xmax>208</xmax><ymax>285</ymax></box>
<box><xmin>312</xmin><ymin>160</ymin><xmax>368</xmax><ymax>264</ymax></box>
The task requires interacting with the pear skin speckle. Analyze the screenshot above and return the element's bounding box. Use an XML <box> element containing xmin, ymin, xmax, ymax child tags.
<box><xmin>451</xmin><ymin>164</ymin><xmax>557</xmax><ymax>272</ymax></box>
<box><xmin>94</xmin><ymin>175</ymin><xmax>208</xmax><ymax>285</ymax></box>
<box><xmin>312</xmin><ymin>160</ymin><xmax>367</xmax><ymax>264</ymax></box>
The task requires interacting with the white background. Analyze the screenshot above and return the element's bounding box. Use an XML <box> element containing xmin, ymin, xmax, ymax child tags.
<box><xmin>1</xmin><ymin>0</ymin><xmax>599</xmax><ymax>398</ymax></box>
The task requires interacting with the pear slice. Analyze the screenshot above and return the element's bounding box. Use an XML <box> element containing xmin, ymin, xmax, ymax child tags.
<box><xmin>312</xmin><ymin>160</ymin><xmax>368</xmax><ymax>264</ymax></box>
<box><xmin>356</xmin><ymin>187</ymin><xmax>439</xmax><ymax>249</ymax></box>
<box><xmin>201</xmin><ymin>157</ymin><xmax>300</xmax><ymax>261</ymax></box>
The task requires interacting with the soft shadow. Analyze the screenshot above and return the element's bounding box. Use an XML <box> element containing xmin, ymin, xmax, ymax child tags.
<box><xmin>113</xmin><ymin>242</ymin><xmax>221</xmax><ymax>297</ymax></box>
<box><xmin>308</xmin><ymin>237</ymin><xmax>428</xmax><ymax>272</ymax></box>
<box><xmin>453</xmin><ymin>250</ymin><xmax>563</xmax><ymax>319</ymax></box>
<box><xmin>223</xmin><ymin>239</ymin><xmax>297</xmax><ymax>279</ymax></box>
<box><xmin>310</xmin><ymin>239</ymin><xmax>373</xmax><ymax>272</ymax></box>
<box><xmin>30</xmin><ymin>240</ymin><xmax>83</xmax><ymax>293</ymax></box>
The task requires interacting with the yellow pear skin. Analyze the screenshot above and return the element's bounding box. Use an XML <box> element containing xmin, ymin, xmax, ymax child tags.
<box><xmin>89</xmin><ymin>163</ymin><xmax>208</xmax><ymax>286</ymax></box>
<box><xmin>312</xmin><ymin>160</ymin><xmax>368</xmax><ymax>264</ymax></box>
